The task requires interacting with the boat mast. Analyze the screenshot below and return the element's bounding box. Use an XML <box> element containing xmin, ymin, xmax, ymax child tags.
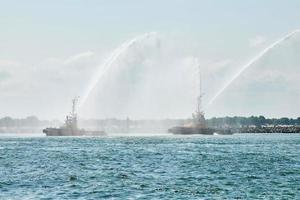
<box><xmin>69</xmin><ymin>96</ymin><xmax>79</xmax><ymax>129</ymax></box>
<box><xmin>196</xmin><ymin>62</ymin><xmax>204</xmax><ymax>115</ymax></box>
<box><xmin>71</xmin><ymin>97</ymin><xmax>79</xmax><ymax>118</ymax></box>
<box><xmin>192</xmin><ymin>59</ymin><xmax>207</xmax><ymax>127</ymax></box>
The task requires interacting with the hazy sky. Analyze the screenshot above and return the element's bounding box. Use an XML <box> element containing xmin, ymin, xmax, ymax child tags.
<box><xmin>0</xmin><ymin>0</ymin><xmax>300</xmax><ymax>119</ymax></box>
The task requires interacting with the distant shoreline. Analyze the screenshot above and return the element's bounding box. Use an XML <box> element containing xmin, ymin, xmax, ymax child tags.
<box><xmin>0</xmin><ymin>115</ymin><xmax>299</xmax><ymax>134</ymax></box>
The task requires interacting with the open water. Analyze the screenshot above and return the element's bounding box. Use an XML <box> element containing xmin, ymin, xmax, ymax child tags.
<box><xmin>0</xmin><ymin>134</ymin><xmax>299</xmax><ymax>199</ymax></box>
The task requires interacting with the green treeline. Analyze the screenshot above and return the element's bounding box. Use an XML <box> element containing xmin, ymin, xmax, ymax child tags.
<box><xmin>0</xmin><ymin>115</ymin><xmax>299</xmax><ymax>128</ymax></box>
<box><xmin>0</xmin><ymin>116</ymin><xmax>59</xmax><ymax>127</ymax></box>
<box><xmin>206</xmin><ymin>116</ymin><xmax>300</xmax><ymax>128</ymax></box>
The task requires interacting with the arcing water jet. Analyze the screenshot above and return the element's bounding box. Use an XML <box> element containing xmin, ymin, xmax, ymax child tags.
<box><xmin>207</xmin><ymin>29</ymin><xmax>300</xmax><ymax>107</ymax></box>
<box><xmin>79</xmin><ymin>32</ymin><xmax>158</xmax><ymax>109</ymax></box>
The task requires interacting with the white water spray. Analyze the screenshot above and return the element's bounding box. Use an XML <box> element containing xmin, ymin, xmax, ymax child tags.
<box><xmin>79</xmin><ymin>32</ymin><xmax>158</xmax><ymax>109</ymax></box>
<box><xmin>208</xmin><ymin>29</ymin><xmax>300</xmax><ymax>106</ymax></box>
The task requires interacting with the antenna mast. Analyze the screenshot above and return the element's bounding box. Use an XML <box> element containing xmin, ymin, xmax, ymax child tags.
<box><xmin>71</xmin><ymin>96</ymin><xmax>79</xmax><ymax>117</ymax></box>
<box><xmin>196</xmin><ymin>61</ymin><xmax>204</xmax><ymax>114</ymax></box>
<box><xmin>192</xmin><ymin>58</ymin><xmax>207</xmax><ymax>127</ymax></box>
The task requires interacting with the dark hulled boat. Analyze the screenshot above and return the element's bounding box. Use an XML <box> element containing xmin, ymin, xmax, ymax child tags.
<box><xmin>168</xmin><ymin>63</ymin><xmax>232</xmax><ymax>135</ymax></box>
<box><xmin>168</xmin><ymin>127</ymin><xmax>214</xmax><ymax>135</ymax></box>
<box><xmin>43</xmin><ymin>97</ymin><xmax>106</xmax><ymax>136</ymax></box>
<box><xmin>168</xmin><ymin>110</ymin><xmax>219</xmax><ymax>135</ymax></box>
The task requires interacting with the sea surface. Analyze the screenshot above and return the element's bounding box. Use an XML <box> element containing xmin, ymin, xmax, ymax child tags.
<box><xmin>0</xmin><ymin>134</ymin><xmax>299</xmax><ymax>199</ymax></box>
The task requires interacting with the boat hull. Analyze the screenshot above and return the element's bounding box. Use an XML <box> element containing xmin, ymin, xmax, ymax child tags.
<box><xmin>43</xmin><ymin>128</ymin><xmax>106</xmax><ymax>136</ymax></box>
<box><xmin>168</xmin><ymin>127</ymin><xmax>233</xmax><ymax>135</ymax></box>
<box><xmin>168</xmin><ymin>127</ymin><xmax>214</xmax><ymax>135</ymax></box>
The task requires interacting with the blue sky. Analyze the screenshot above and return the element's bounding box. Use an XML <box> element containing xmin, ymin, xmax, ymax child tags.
<box><xmin>1</xmin><ymin>0</ymin><xmax>299</xmax><ymax>61</ymax></box>
<box><xmin>0</xmin><ymin>0</ymin><xmax>300</xmax><ymax>119</ymax></box>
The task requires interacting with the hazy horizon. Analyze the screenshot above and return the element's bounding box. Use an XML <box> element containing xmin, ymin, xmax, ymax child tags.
<box><xmin>1</xmin><ymin>0</ymin><xmax>300</xmax><ymax>120</ymax></box>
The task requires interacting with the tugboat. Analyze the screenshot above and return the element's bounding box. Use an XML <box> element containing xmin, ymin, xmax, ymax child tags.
<box><xmin>168</xmin><ymin>88</ymin><xmax>215</xmax><ymax>135</ymax></box>
<box><xmin>168</xmin><ymin>64</ymin><xmax>232</xmax><ymax>135</ymax></box>
<box><xmin>43</xmin><ymin>97</ymin><xmax>106</xmax><ymax>136</ymax></box>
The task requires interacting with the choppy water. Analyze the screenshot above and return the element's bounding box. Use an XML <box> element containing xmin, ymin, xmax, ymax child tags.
<box><xmin>0</xmin><ymin>134</ymin><xmax>299</xmax><ymax>199</ymax></box>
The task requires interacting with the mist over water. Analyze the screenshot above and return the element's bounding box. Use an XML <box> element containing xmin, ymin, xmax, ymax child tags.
<box><xmin>79</xmin><ymin>33</ymin><xmax>202</xmax><ymax>119</ymax></box>
<box><xmin>78</xmin><ymin>30</ymin><xmax>300</xmax><ymax>119</ymax></box>
<box><xmin>1</xmin><ymin>30</ymin><xmax>300</xmax><ymax>119</ymax></box>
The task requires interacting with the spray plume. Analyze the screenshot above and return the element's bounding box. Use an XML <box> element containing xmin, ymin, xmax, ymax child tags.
<box><xmin>79</xmin><ymin>32</ymin><xmax>158</xmax><ymax>109</ymax></box>
<box><xmin>208</xmin><ymin>29</ymin><xmax>300</xmax><ymax>106</ymax></box>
